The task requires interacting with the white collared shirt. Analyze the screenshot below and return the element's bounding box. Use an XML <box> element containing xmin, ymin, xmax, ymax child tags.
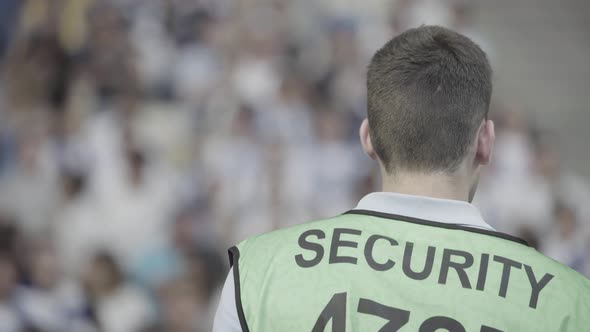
<box><xmin>212</xmin><ymin>192</ymin><xmax>494</xmax><ymax>332</ymax></box>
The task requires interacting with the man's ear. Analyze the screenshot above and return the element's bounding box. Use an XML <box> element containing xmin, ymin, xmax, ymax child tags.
<box><xmin>360</xmin><ymin>119</ymin><xmax>378</xmax><ymax>160</ymax></box>
<box><xmin>475</xmin><ymin>119</ymin><xmax>495</xmax><ymax>166</ymax></box>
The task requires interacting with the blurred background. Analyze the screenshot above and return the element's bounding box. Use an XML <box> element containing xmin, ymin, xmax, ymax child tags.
<box><xmin>0</xmin><ymin>0</ymin><xmax>588</xmax><ymax>331</ymax></box>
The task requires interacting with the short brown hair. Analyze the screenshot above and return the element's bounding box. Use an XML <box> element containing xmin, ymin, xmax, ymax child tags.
<box><xmin>367</xmin><ymin>26</ymin><xmax>492</xmax><ymax>173</ymax></box>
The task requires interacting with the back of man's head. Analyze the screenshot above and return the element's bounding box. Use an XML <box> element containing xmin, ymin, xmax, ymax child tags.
<box><xmin>367</xmin><ymin>25</ymin><xmax>492</xmax><ymax>174</ymax></box>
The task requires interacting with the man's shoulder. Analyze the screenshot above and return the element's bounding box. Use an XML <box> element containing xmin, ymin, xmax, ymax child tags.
<box><xmin>518</xmin><ymin>247</ymin><xmax>590</xmax><ymax>312</ymax></box>
<box><xmin>240</xmin><ymin>214</ymin><xmax>347</xmax><ymax>244</ymax></box>
<box><xmin>538</xmin><ymin>253</ymin><xmax>590</xmax><ymax>290</ymax></box>
<box><xmin>236</xmin><ymin>214</ymin><xmax>346</xmax><ymax>249</ymax></box>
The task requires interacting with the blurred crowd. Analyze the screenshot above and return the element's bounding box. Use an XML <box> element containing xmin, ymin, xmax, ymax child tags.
<box><xmin>0</xmin><ymin>0</ymin><xmax>587</xmax><ymax>331</ymax></box>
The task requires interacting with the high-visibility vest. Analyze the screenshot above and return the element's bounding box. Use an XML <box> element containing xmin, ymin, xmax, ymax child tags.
<box><xmin>229</xmin><ymin>210</ymin><xmax>590</xmax><ymax>332</ymax></box>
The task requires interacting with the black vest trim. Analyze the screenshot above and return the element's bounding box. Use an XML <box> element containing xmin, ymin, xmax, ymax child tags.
<box><xmin>229</xmin><ymin>246</ymin><xmax>251</xmax><ymax>332</ymax></box>
<box><xmin>344</xmin><ymin>209</ymin><xmax>529</xmax><ymax>247</ymax></box>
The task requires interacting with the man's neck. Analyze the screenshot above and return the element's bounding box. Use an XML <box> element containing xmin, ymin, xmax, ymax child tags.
<box><xmin>381</xmin><ymin>171</ymin><xmax>471</xmax><ymax>202</ymax></box>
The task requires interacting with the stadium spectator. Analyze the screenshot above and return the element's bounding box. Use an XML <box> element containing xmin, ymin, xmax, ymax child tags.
<box><xmin>17</xmin><ymin>242</ymin><xmax>95</xmax><ymax>332</ymax></box>
<box><xmin>0</xmin><ymin>254</ymin><xmax>22</xmax><ymax>332</ymax></box>
<box><xmin>83</xmin><ymin>252</ymin><xmax>153</xmax><ymax>332</ymax></box>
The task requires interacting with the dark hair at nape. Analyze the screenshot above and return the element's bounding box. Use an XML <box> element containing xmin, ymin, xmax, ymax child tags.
<box><xmin>367</xmin><ymin>25</ymin><xmax>492</xmax><ymax>173</ymax></box>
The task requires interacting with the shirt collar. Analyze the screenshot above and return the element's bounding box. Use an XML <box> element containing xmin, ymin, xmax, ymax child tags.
<box><xmin>354</xmin><ymin>192</ymin><xmax>494</xmax><ymax>231</ymax></box>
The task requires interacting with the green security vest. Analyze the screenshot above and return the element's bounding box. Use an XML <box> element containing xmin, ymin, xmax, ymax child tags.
<box><xmin>229</xmin><ymin>210</ymin><xmax>590</xmax><ymax>332</ymax></box>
